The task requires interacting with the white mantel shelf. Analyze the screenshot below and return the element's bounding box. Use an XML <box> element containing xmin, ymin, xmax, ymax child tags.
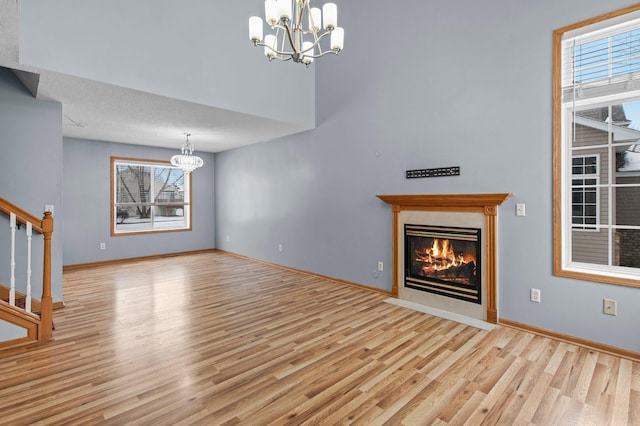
<box><xmin>377</xmin><ymin>193</ymin><xmax>512</xmax><ymax>324</ymax></box>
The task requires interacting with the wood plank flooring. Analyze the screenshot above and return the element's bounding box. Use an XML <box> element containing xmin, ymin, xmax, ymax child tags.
<box><xmin>0</xmin><ymin>251</ymin><xmax>638</xmax><ymax>425</ymax></box>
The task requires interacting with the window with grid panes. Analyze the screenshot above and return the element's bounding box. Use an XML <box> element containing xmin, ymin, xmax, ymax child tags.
<box><xmin>571</xmin><ymin>155</ymin><xmax>599</xmax><ymax>231</ymax></box>
<box><xmin>111</xmin><ymin>157</ymin><xmax>192</xmax><ymax>235</ymax></box>
<box><xmin>554</xmin><ymin>5</ymin><xmax>640</xmax><ymax>286</ymax></box>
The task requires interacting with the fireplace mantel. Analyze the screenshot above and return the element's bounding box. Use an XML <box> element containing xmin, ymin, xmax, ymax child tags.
<box><xmin>377</xmin><ymin>193</ymin><xmax>511</xmax><ymax>324</ymax></box>
<box><xmin>377</xmin><ymin>193</ymin><xmax>511</xmax><ymax>210</ymax></box>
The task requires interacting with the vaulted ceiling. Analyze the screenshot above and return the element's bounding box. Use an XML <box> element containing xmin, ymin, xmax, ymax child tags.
<box><xmin>0</xmin><ymin>0</ymin><xmax>318</xmax><ymax>152</ymax></box>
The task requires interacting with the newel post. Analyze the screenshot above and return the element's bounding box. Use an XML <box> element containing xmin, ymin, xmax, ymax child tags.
<box><xmin>40</xmin><ymin>211</ymin><xmax>54</xmax><ymax>340</ymax></box>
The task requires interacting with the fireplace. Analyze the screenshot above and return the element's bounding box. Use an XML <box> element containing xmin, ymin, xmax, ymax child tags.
<box><xmin>377</xmin><ymin>193</ymin><xmax>511</xmax><ymax>324</ymax></box>
<box><xmin>404</xmin><ymin>224</ymin><xmax>481</xmax><ymax>304</ymax></box>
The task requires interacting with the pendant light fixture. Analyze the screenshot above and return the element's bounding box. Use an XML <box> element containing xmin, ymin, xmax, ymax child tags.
<box><xmin>170</xmin><ymin>133</ymin><xmax>203</xmax><ymax>174</ymax></box>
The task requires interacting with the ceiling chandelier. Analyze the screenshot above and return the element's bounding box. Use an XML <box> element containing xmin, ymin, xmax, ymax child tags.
<box><xmin>170</xmin><ymin>133</ymin><xmax>203</xmax><ymax>174</ymax></box>
<box><xmin>249</xmin><ymin>0</ymin><xmax>344</xmax><ymax>66</ymax></box>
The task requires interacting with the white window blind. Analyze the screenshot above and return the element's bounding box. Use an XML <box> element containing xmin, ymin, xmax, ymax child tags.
<box><xmin>562</xmin><ymin>13</ymin><xmax>640</xmax><ymax>104</ymax></box>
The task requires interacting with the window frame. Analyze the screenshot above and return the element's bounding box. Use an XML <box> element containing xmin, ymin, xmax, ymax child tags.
<box><xmin>110</xmin><ymin>156</ymin><xmax>193</xmax><ymax>236</ymax></box>
<box><xmin>571</xmin><ymin>154</ymin><xmax>600</xmax><ymax>232</ymax></box>
<box><xmin>553</xmin><ymin>4</ymin><xmax>640</xmax><ymax>288</ymax></box>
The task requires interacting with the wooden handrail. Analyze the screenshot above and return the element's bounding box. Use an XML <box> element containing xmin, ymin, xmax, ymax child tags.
<box><xmin>0</xmin><ymin>198</ymin><xmax>54</xmax><ymax>342</ymax></box>
<box><xmin>0</xmin><ymin>197</ymin><xmax>44</xmax><ymax>234</ymax></box>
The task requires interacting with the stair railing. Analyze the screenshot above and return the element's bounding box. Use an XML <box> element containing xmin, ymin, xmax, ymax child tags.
<box><xmin>0</xmin><ymin>197</ymin><xmax>54</xmax><ymax>341</ymax></box>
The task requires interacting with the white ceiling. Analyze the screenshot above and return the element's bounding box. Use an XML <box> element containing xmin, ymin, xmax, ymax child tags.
<box><xmin>0</xmin><ymin>0</ymin><xmax>316</xmax><ymax>153</ymax></box>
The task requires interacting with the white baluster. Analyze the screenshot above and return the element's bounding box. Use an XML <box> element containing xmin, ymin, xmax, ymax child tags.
<box><xmin>9</xmin><ymin>213</ymin><xmax>16</xmax><ymax>306</ymax></box>
<box><xmin>26</xmin><ymin>222</ymin><xmax>32</xmax><ymax>313</ymax></box>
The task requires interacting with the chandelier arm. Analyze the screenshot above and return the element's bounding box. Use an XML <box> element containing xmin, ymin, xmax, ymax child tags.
<box><xmin>269</xmin><ymin>23</ymin><xmax>288</xmax><ymax>32</ymax></box>
<box><xmin>269</xmin><ymin>55</ymin><xmax>294</xmax><ymax>62</ymax></box>
<box><xmin>256</xmin><ymin>37</ymin><xmax>339</xmax><ymax>59</ymax></box>
<box><xmin>255</xmin><ymin>41</ymin><xmax>296</xmax><ymax>58</ymax></box>
<box><xmin>299</xmin><ymin>29</ymin><xmax>320</xmax><ymax>36</ymax></box>
<box><xmin>295</xmin><ymin>1</ymin><xmax>306</xmax><ymax>32</ymax></box>
<box><xmin>267</xmin><ymin>25</ymin><xmax>331</xmax><ymax>40</ymax></box>
<box><xmin>298</xmin><ymin>32</ymin><xmax>334</xmax><ymax>56</ymax></box>
<box><xmin>283</xmin><ymin>23</ymin><xmax>298</xmax><ymax>54</ymax></box>
<box><xmin>306</xmin><ymin>49</ymin><xmax>340</xmax><ymax>59</ymax></box>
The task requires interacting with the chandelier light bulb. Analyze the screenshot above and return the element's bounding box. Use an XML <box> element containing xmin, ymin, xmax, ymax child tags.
<box><xmin>302</xmin><ymin>41</ymin><xmax>314</xmax><ymax>65</ymax></box>
<box><xmin>265</xmin><ymin>0</ymin><xmax>278</xmax><ymax>25</ymax></box>
<box><xmin>264</xmin><ymin>34</ymin><xmax>277</xmax><ymax>58</ymax></box>
<box><xmin>249</xmin><ymin>16</ymin><xmax>263</xmax><ymax>42</ymax></box>
<box><xmin>331</xmin><ymin>27</ymin><xmax>344</xmax><ymax>51</ymax></box>
<box><xmin>309</xmin><ymin>7</ymin><xmax>321</xmax><ymax>31</ymax></box>
<box><xmin>322</xmin><ymin>3</ymin><xmax>337</xmax><ymax>30</ymax></box>
<box><xmin>278</xmin><ymin>0</ymin><xmax>292</xmax><ymax>21</ymax></box>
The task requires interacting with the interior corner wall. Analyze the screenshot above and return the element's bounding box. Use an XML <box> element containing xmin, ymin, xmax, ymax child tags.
<box><xmin>0</xmin><ymin>67</ymin><xmax>63</xmax><ymax>304</ymax></box>
<box><xmin>62</xmin><ymin>138</ymin><xmax>215</xmax><ymax>266</ymax></box>
<box><xmin>214</xmin><ymin>0</ymin><xmax>640</xmax><ymax>353</ymax></box>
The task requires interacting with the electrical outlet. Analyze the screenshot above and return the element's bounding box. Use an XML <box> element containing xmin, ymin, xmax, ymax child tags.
<box><xmin>100</xmin><ymin>242</ymin><xmax>106</xmax><ymax>250</ymax></box>
<box><xmin>278</xmin><ymin>244</ymin><xmax>283</xmax><ymax>252</ymax></box>
<box><xmin>603</xmin><ymin>299</ymin><xmax>617</xmax><ymax>316</ymax></box>
<box><xmin>530</xmin><ymin>288</ymin><xmax>541</xmax><ymax>303</ymax></box>
<box><xmin>377</xmin><ymin>261</ymin><xmax>384</xmax><ymax>272</ymax></box>
<box><xmin>226</xmin><ymin>235</ymin><xmax>230</xmax><ymax>242</ymax></box>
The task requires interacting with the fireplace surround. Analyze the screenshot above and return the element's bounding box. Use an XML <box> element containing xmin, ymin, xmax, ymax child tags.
<box><xmin>378</xmin><ymin>193</ymin><xmax>511</xmax><ymax>324</ymax></box>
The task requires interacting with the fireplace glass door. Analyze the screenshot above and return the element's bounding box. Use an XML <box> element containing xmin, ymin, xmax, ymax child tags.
<box><xmin>404</xmin><ymin>224</ymin><xmax>481</xmax><ymax>304</ymax></box>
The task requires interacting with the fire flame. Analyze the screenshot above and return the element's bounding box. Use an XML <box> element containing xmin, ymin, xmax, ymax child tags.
<box><xmin>415</xmin><ymin>239</ymin><xmax>475</xmax><ymax>273</ymax></box>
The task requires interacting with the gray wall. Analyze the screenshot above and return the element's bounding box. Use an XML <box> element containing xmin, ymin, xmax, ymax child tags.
<box><xmin>63</xmin><ymin>138</ymin><xmax>215</xmax><ymax>265</ymax></box>
<box><xmin>0</xmin><ymin>67</ymin><xmax>63</xmax><ymax>304</ymax></box>
<box><xmin>215</xmin><ymin>0</ymin><xmax>640</xmax><ymax>353</ymax></box>
<box><xmin>19</xmin><ymin>0</ymin><xmax>315</xmax><ymax>129</ymax></box>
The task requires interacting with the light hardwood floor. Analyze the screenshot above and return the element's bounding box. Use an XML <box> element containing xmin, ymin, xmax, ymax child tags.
<box><xmin>0</xmin><ymin>251</ymin><xmax>639</xmax><ymax>425</ymax></box>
